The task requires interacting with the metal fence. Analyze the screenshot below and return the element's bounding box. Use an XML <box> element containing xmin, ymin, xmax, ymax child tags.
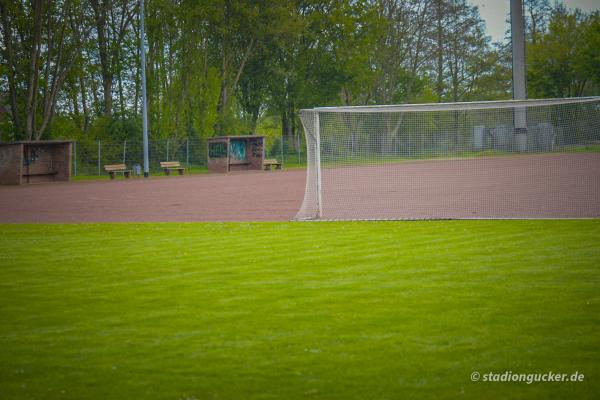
<box><xmin>72</xmin><ymin>135</ymin><xmax>306</xmax><ymax>176</ymax></box>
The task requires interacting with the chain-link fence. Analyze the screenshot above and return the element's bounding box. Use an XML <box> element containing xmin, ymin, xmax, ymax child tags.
<box><xmin>72</xmin><ymin>135</ymin><xmax>306</xmax><ymax>177</ymax></box>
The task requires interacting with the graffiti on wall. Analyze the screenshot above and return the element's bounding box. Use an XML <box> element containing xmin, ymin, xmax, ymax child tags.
<box><xmin>230</xmin><ymin>140</ymin><xmax>246</xmax><ymax>161</ymax></box>
<box><xmin>208</xmin><ymin>142</ymin><xmax>227</xmax><ymax>158</ymax></box>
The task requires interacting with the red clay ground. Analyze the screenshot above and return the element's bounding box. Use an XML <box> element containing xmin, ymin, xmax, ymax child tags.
<box><xmin>0</xmin><ymin>170</ymin><xmax>306</xmax><ymax>223</ymax></box>
<box><xmin>317</xmin><ymin>153</ymin><xmax>600</xmax><ymax>219</ymax></box>
<box><xmin>0</xmin><ymin>153</ymin><xmax>599</xmax><ymax>223</ymax></box>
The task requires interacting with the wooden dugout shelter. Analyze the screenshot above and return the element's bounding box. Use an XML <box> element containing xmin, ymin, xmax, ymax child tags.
<box><xmin>0</xmin><ymin>141</ymin><xmax>73</xmax><ymax>185</ymax></box>
<box><xmin>207</xmin><ymin>136</ymin><xmax>264</xmax><ymax>173</ymax></box>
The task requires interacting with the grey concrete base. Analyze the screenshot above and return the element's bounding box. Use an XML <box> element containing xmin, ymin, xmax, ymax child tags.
<box><xmin>515</xmin><ymin>133</ymin><xmax>527</xmax><ymax>152</ymax></box>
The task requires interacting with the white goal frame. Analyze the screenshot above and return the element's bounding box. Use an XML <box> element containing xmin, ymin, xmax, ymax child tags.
<box><xmin>295</xmin><ymin>97</ymin><xmax>600</xmax><ymax>221</ymax></box>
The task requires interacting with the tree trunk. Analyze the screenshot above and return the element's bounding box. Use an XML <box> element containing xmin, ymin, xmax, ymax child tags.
<box><xmin>281</xmin><ymin>112</ymin><xmax>289</xmax><ymax>148</ymax></box>
<box><xmin>0</xmin><ymin>4</ymin><xmax>22</xmax><ymax>136</ymax></box>
<box><xmin>89</xmin><ymin>73</ymin><xmax>101</xmax><ymax>116</ymax></box>
<box><xmin>102</xmin><ymin>75</ymin><xmax>113</xmax><ymax>118</ymax></box>
<box><xmin>79</xmin><ymin>72</ymin><xmax>90</xmax><ymax>135</ymax></box>
<box><xmin>25</xmin><ymin>0</ymin><xmax>43</xmax><ymax>140</ymax></box>
<box><xmin>436</xmin><ymin>0</ymin><xmax>444</xmax><ymax>102</ymax></box>
<box><xmin>91</xmin><ymin>0</ymin><xmax>113</xmax><ymax>119</ymax></box>
<box><xmin>118</xmin><ymin>68</ymin><xmax>125</xmax><ymax>118</ymax></box>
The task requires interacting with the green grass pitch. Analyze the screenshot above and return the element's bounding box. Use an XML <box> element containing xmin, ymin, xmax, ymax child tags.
<box><xmin>0</xmin><ymin>221</ymin><xmax>598</xmax><ymax>399</ymax></box>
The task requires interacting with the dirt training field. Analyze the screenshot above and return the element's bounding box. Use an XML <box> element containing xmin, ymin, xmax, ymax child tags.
<box><xmin>319</xmin><ymin>153</ymin><xmax>600</xmax><ymax>220</ymax></box>
<box><xmin>0</xmin><ymin>170</ymin><xmax>307</xmax><ymax>223</ymax></box>
<box><xmin>0</xmin><ymin>153</ymin><xmax>599</xmax><ymax>223</ymax></box>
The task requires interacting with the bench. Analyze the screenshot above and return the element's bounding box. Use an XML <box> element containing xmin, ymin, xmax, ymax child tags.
<box><xmin>104</xmin><ymin>164</ymin><xmax>131</xmax><ymax>179</ymax></box>
<box><xmin>22</xmin><ymin>171</ymin><xmax>58</xmax><ymax>177</ymax></box>
<box><xmin>160</xmin><ymin>161</ymin><xmax>185</xmax><ymax>176</ymax></box>
<box><xmin>22</xmin><ymin>171</ymin><xmax>58</xmax><ymax>183</ymax></box>
<box><xmin>263</xmin><ymin>159</ymin><xmax>282</xmax><ymax>170</ymax></box>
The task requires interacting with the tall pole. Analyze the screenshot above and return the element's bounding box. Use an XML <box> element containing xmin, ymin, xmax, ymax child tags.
<box><xmin>511</xmin><ymin>0</ymin><xmax>527</xmax><ymax>151</ymax></box>
<box><xmin>510</xmin><ymin>0</ymin><xmax>526</xmax><ymax>101</ymax></box>
<box><xmin>140</xmin><ymin>0</ymin><xmax>150</xmax><ymax>177</ymax></box>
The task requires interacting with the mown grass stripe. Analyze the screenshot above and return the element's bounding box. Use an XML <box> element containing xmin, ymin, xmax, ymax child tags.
<box><xmin>0</xmin><ymin>220</ymin><xmax>598</xmax><ymax>399</ymax></box>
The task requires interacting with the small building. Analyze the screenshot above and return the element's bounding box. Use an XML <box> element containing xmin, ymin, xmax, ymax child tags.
<box><xmin>207</xmin><ymin>136</ymin><xmax>264</xmax><ymax>173</ymax></box>
<box><xmin>0</xmin><ymin>141</ymin><xmax>73</xmax><ymax>185</ymax></box>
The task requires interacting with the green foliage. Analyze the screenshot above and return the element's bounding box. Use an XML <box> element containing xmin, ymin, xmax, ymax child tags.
<box><xmin>528</xmin><ymin>8</ymin><xmax>600</xmax><ymax>98</ymax></box>
<box><xmin>462</xmin><ymin>46</ymin><xmax>512</xmax><ymax>101</ymax></box>
<box><xmin>108</xmin><ymin>115</ymin><xmax>142</xmax><ymax>142</ymax></box>
<box><xmin>87</xmin><ymin>117</ymin><xmax>112</xmax><ymax>141</ymax></box>
<box><xmin>45</xmin><ymin>115</ymin><xmax>83</xmax><ymax>141</ymax></box>
<box><xmin>1</xmin><ymin>0</ymin><xmax>598</xmax><ymax>144</ymax></box>
<box><xmin>577</xmin><ymin>12</ymin><xmax>600</xmax><ymax>88</ymax></box>
<box><xmin>214</xmin><ymin>102</ymin><xmax>251</xmax><ymax>137</ymax></box>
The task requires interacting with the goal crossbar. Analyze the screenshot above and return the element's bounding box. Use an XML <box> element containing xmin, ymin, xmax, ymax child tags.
<box><xmin>308</xmin><ymin>97</ymin><xmax>600</xmax><ymax>113</ymax></box>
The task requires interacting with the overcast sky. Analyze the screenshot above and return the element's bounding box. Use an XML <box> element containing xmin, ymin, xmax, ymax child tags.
<box><xmin>471</xmin><ymin>0</ymin><xmax>600</xmax><ymax>43</ymax></box>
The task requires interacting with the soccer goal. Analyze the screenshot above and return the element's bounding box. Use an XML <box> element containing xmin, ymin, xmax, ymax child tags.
<box><xmin>294</xmin><ymin>97</ymin><xmax>600</xmax><ymax>220</ymax></box>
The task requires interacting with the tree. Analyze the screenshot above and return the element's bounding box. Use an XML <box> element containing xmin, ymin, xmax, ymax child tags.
<box><xmin>443</xmin><ymin>0</ymin><xmax>490</xmax><ymax>102</ymax></box>
<box><xmin>528</xmin><ymin>6</ymin><xmax>589</xmax><ymax>98</ymax></box>
<box><xmin>0</xmin><ymin>0</ymin><xmax>90</xmax><ymax>140</ymax></box>
<box><xmin>525</xmin><ymin>0</ymin><xmax>552</xmax><ymax>44</ymax></box>
<box><xmin>90</xmin><ymin>0</ymin><xmax>136</xmax><ymax>119</ymax></box>
<box><xmin>576</xmin><ymin>12</ymin><xmax>600</xmax><ymax>91</ymax></box>
<box><xmin>1</xmin><ymin>0</ymin><xmax>596</xmax><ymax>146</ymax></box>
<box><xmin>372</xmin><ymin>0</ymin><xmax>434</xmax><ymax>104</ymax></box>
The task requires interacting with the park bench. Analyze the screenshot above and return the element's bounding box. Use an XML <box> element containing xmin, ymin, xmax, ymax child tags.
<box><xmin>160</xmin><ymin>161</ymin><xmax>185</xmax><ymax>175</ymax></box>
<box><xmin>22</xmin><ymin>170</ymin><xmax>58</xmax><ymax>183</ymax></box>
<box><xmin>104</xmin><ymin>164</ymin><xmax>131</xmax><ymax>179</ymax></box>
<box><xmin>22</xmin><ymin>171</ymin><xmax>58</xmax><ymax>177</ymax></box>
<box><xmin>263</xmin><ymin>159</ymin><xmax>282</xmax><ymax>170</ymax></box>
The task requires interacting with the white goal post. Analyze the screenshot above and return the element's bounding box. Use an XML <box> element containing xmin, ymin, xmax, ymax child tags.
<box><xmin>294</xmin><ymin>97</ymin><xmax>600</xmax><ymax>220</ymax></box>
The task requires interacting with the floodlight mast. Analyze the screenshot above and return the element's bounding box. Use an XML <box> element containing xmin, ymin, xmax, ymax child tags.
<box><xmin>140</xmin><ymin>0</ymin><xmax>150</xmax><ymax>177</ymax></box>
<box><xmin>511</xmin><ymin>0</ymin><xmax>527</xmax><ymax>151</ymax></box>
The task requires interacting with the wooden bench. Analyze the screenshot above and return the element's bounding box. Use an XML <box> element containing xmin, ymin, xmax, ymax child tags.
<box><xmin>22</xmin><ymin>171</ymin><xmax>58</xmax><ymax>183</ymax></box>
<box><xmin>22</xmin><ymin>171</ymin><xmax>58</xmax><ymax>177</ymax></box>
<box><xmin>104</xmin><ymin>164</ymin><xmax>131</xmax><ymax>179</ymax></box>
<box><xmin>263</xmin><ymin>159</ymin><xmax>282</xmax><ymax>170</ymax></box>
<box><xmin>160</xmin><ymin>161</ymin><xmax>185</xmax><ymax>176</ymax></box>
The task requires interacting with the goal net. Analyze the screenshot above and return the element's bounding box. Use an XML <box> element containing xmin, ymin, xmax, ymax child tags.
<box><xmin>294</xmin><ymin>97</ymin><xmax>600</xmax><ymax>220</ymax></box>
